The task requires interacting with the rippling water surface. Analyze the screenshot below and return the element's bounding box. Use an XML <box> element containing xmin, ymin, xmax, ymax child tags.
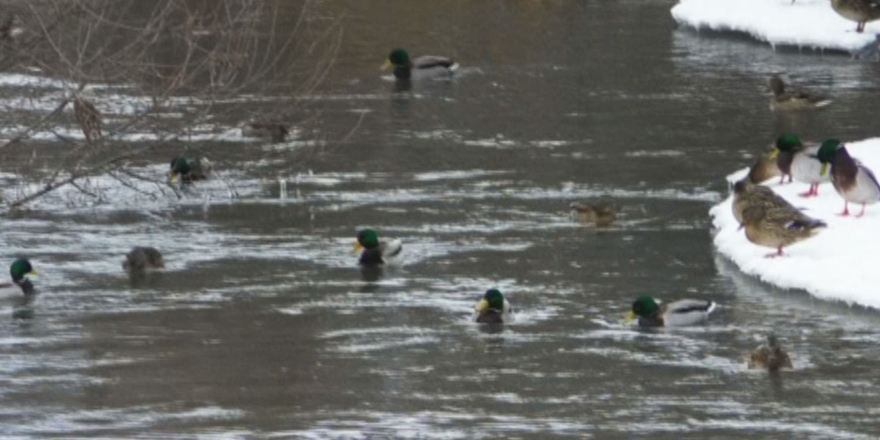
<box><xmin>3</xmin><ymin>1</ymin><xmax>880</xmax><ymax>438</ymax></box>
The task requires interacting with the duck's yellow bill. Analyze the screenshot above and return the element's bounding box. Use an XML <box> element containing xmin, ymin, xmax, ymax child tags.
<box><xmin>353</xmin><ymin>242</ymin><xmax>364</xmax><ymax>255</ymax></box>
<box><xmin>820</xmin><ymin>162</ymin><xmax>829</xmax><ymax>176</ymax></box>
<box><xmin>625</xmin><ymin>311</ymin><xmax>637</xmax><ymax>323</ymax></box>
<box><xmin>168</xmin><ymin>173</ymin><xmax>178</xmax><ymax>184</ymax></box>
<box><xmin>381</xmin><ymin>59</ymin><xmax>393</xmax><ymax>70</ymax></box>
<box><xmin>768</xmin><ymin>148</ymin><xmax>780</xmax><ymax>160</ymax></box>
<box><xmin>26</xmin><ymin>270</ymin><xmax>39</xmax><ymax>281</ymax></box>
<box><xmin>475</xmin><ymin>299</ymin><xmax>489</xmax><ymax>312</ymax></box>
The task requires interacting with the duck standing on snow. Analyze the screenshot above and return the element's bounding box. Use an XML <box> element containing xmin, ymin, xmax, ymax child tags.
<box><xmin>122</xmin><ymin>247</ymin><xmax>165</xmax><ymax>271</ymax></box>
<box><xmin>169</xmin><ymin>156</ymin><xmax>212</xmax><ymax>184</ymax></box>
<box><xmin>627</xmin><ymin>296</ymin><xmax>717</xmax><ymax>327</ymax></box>
<box><xmin>0</xmin><ymin>259</ymin><xmax>37</xmax><ymax>299</ymax></box>
<box><xmin>748</xmin><ymin>149</ymin><xmax>783</xmax><ymax>184</ymax></box>
<box><xmin>732</xmin><ymin>179</ymin><xmax>797</xmax><ymax>224</ymax></box>
<box><xmin>382</xmin><ymin>48</ymin><xmax>459</xmax><ymax>81</ymax></box>
<box><xmin>739</xmin><ymin>202</ymin><xmax>827</xmax><ymax>257</ymax></box>
<box><xmin>354</xmin><ymin>228</ymin><xmax>402</xmax><ymax>266</ymax></box>
<box><xmin>769</xmin><ymin>75</ymin><xmax>831</xmax><ymax>111</ymax></box>
<box><xmin>771</xmin><ymin>134</ymin><xmax>830</xmax><ymax>196</ymax></box>
<box><xmin>816</xmin><ymin>139</ymin><xmax>880</xmax><ymax>217</ymax></box>
<box><xmin>473</xmin><ymin>288</ymin><xmax>515</xmax><ymax>324</ymax></box>
<box><xmin>828</xmin><ymin>0</ymin><xmax>880</xmax><ymax>33</ymax></box>
<box><xmin>569</xmin><ymin>201</ymin><xmax>616</xmax><ymax>227</ymax></box>
<box><xmin>748</xmin><ymin>334</ymin><xmax>793</xmax><ymax>372</ymax></box>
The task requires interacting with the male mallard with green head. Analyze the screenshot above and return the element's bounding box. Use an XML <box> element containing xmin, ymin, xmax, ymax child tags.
<box><xmin>382</xmin><ymin>48</ymin><xmax>459</xmax><ymax>81</ymax></box>
<box><xmin>732</xmin><ymin>179</ymin><xmax>797</xmax><ymax>224</ymax></box>
<box><xmin>769</xmin><ymin>75</ymin><xmax>831</xmax><ymax>111</ymax></box>
<box><xmin>739</xmin><ymin>203</ymin><xmax>826</xmax><ymax>258</ymax></box>
<box><xmin>748</xmin><ymin>334</ymin><xmax>793</xmax><ymax>372</ymax></box>
<box><xmin>569</xmin><ymin>201</ymin><xmax>616</xmax><ymax>227</ymax></box>
<box><xmin>0</xmin><ymin>259</ymin><xmax>37</xmax><ymax>299</ymax></box>
<box><xmin>354</xmin><ymin>228</ymin><xmax>402</xmax><ymax>266</ymax></box>
<box><xmin>122</xmin><ymin>247</ymin><xmax>165</xmax><ymax>271</ymax></box>
<box><xmin>627</xmin><ymin>296</ymin><xmax>716</xmax><ymax>327</ymax></box>
<box><xmin>473</xmin><ymin>288</ymin><xmax>514</xmax><ymax>324</ymax></box>
<box><xmin>816</xmin><ymin>139</ymin><xmax>880</xmax><ymax>217</ymax></box>
<box><xmin>829</xmin><ymin>0</ymin><xmax>880</xmax><ymax>33</ymax></box>
<box><xmin>169</xmin><ymin>156</ymin><xmax>212</xmax><ymax>184</ymax></box>
<box><xmin>770</xmin><ymin>134</ymin><xmax>830</xmax><ymax>197</ymax></box>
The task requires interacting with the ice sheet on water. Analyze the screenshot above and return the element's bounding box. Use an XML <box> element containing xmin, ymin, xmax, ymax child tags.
<box><xmin>672</xmin><ymin>0</ymin><xmax>880</xmax><ymax>53</ymax></box>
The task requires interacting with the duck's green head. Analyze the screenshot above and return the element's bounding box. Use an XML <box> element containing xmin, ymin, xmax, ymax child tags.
<box><xmin>629</xmin><ymin>296</ymin><xmax>660</xmax><ymax>320</ymax></box>
<box><xmin>773</xmin><ymin>134</ymin><xmax>802</xmax><ymax>155</ymax></box>
<box><xmin>169</xmin><ymin>157</ymin><xmax>190</xmax><ymax>183</ymax></box>
<box><xmin>476</xmin><ymin>288</ymin><xmax>505</xmax><ymax>313</ymax></box>
<box><xmin>383</xmin><ymin>48</ymin><xmax>410</xmax><ymax>70</ymax></box>
<box><xmin>10</xmin><ymin>258</ymin><xmax>35</xmax><ymax>283</ymax></box>
<box><xmin>355</xmin><ymin>228</ymin><xmax>380</xmax><ymax>253</ymax></box>
<box><xmin>816</xmin><ymin>139</ymin><xmax>843</xmax><ymax>176</ymax></box>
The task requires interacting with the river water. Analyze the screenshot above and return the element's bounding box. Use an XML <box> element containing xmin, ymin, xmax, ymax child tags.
<box><xmin>2</xmin><ymin>0</ymin><xmax>880</xmax><ymax>438</ymax></box>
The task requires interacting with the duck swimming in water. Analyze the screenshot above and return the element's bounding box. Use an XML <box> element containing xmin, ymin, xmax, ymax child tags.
<box><xmin>354</xmin><ymin>228</ymin><xmax>402</xmax><ymax>266</ymax></box>
<box><xmin>627</xmin><ymin>296</ymin><xmax>717</xmax><ymax>327</ymax></box>
<box><xmin>382</xmin><ymin>48</ymin><xmax>459</xmax><ymax>81</ymax></box>
<box><xmin>473</xmin><ymin>288</ymin><xmax>514</xmax><ymax>324</ymax></box>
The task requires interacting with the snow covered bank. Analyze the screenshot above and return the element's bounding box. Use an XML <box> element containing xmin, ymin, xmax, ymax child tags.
<box><xmin>710</xmin><ymin>137</ymin><xmax>880</xmax><ymax>310</ymax></box>
<box><xmin>672</xmin><ymin>0</ymin><xmax>880</xmax><ymax>53</ymax></box>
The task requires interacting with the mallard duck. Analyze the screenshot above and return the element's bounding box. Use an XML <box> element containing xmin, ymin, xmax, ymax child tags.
<box><xmin>169</xmin><ymin>156</ymin><xmax>212</xmax><ymax>184</ymax></box>
<box><xmin>473</xmin><ymin>288</ymin><xmax>514</xmax><ymax>324</ymax></box>
<box><xmin>354</xmin><ymin>228</ymin><xmax>402</xmax><ymax>266</ymax></box>
<box><xmin>828</xmin><ymin>0</ymin><xmax>880</xmax><ymax>33</ymax></box>
<box><xmin>0</xmin><ymin>259</ymin><xmax>37</xmax><ymax>299</ymax></box>
<box><xmin>770</xmin><ymin>134</ymin><xmax>830</xmax><ymax>196</ymax></box>
<box><xmin>382</xmin><ymin>48</ymin><xmax>458</xmax><ymax>81</ymax></box>
<box><xmin>627</xmin><ymin>296</ymin><xmax>716</xmax><ymax>327</ymax></box>
<box><xmin>747</xmin><ymin>151</ymin><xmax>782</xmax><ymax>184</ymax></box>
<box><xmin>748</xmin><ymin>334</ymin><xmax>793</xmax><ymax>372</ymax></box>
<box><xmin>732</xmin><ymin>179</ymin><xmax>797</xmax><ymax>224</ymax></box>
<box><xmin>122</xmin><ymin>247</ymin><xmax>165</xmax><ymax>271</ymax></box>
<box><xmin>74</xmin><ymin>94</ymin><xmax>102</xmax><ymax>143</ymax></box>
<box><xmin>241</xmin><ymin>122</ymin><xmax>289</xmax><ymax>143</ymax></box>
<box><xmin>739</xmin><ymin>203</ymin><xmax>826</xmax><ymax>257</ymax></box>
<box><xmin>769</xmin><ymin>75</ymin><xmax>831</xmax><ymax>111</ymax></box>
<box><xmin>816</xmin><ymin>139</ymin><xmax>880</xmax><ymax>217</ymax></box>
<box><xmin>569</xmin><ymin>201</ymin><xmax>616</xmax><ymax>227</ymax></box>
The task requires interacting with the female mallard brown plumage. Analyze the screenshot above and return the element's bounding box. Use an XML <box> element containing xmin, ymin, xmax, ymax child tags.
<box><xmin>569</xmin><ymin>201</ymin><xmax>616</xmax><ymax>227</ymax></box>
<box><xmin>747</xmin><ymin>151</ymin><xmax>783</xmax><ymax>184</ymax></box>
<box><xmin>739</xmin><ymin>202</ymin><xmax>826</xmax><ymax>258</ymax></box>
<box><xmin>748</xmin><ymin>334</ymin><xmax>793</xmax><ymax>372</ymax></box>
<box><xmin>122</xmin><ymin>247</ymin><xmax>165</xmax><ymax>271</ymax></box>
<box><xmin>382</xmin><ymin>48</ymin><xmax>459</xmax><ymax>81</ymax></box>
<box><xmin>769</xmin><ymin>75</ymin><xmax>831</xmax><ymax>111</ymax></box>
<box><xmin>241</xmin><ymin>122</ymin><xmax>289</xmax><ymax>143</ymax></box>
<box><xmin>74</xmin><ymin>94</ymin><xmax>102</xmax><ymax>143</ymax></box>
<box><xmin>627</xmin><ymin>296</ymin><xmax>717</xmax><ymax>328</ymax></box>
<box><xmin>816</xmin><ymin>139</ymin><xmax>880</xmax><ymax>217</ymax></box>
<box><xmin>731</xmin><ymin>179</ymin><xmax>796</xmax><ymax>224</ymax></box>
<box><xmin>770</xmin><ymin>134</ymin><xmax>830</xmax><ymax>197</ymax></box>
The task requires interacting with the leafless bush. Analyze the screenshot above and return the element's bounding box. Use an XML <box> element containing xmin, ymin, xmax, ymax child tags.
<box><xmin>0</xmin><ymin>0</ymin><xmax>342</xmax><ymax>212</ymax></box>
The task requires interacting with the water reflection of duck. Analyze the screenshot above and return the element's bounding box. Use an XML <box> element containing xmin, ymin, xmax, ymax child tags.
<box><xmin>769</xmin><ymin>75</ymin><xmax>831</xmax><ymax>111</ymax></box>
<box><xmin>627</xmin><ymin>296</ymin><xmax>716</xmax><ymax>327</ymax></box>
<box><xmin>748</xmin><ymin>334</ymin><xmax>793</xmax><ymax>372</ymax></box>
<box><xmin>354</xmin><ymin>228</ymin><xmax>402</xmax><ymax>266</ymax></box>
<box><xmin>473</xmin><ymin>289</ymin><xmax>514</xmax><ymax>324</ymax></box>
<box><xmin>382</xmin><ymin>48</ymin><xmax>458</xmax><ymax>81</ymax></box>
<box><xmin>569</xmin><ymin>201</ymin><xmax>616</xmax><ymax>227</ymax></box>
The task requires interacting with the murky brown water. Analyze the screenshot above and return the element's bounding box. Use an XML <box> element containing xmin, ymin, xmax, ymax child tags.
<box><xmin>2</xmin><ymin>1</ymin><xmax>880</xmax><ymax>438</ymax></box>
